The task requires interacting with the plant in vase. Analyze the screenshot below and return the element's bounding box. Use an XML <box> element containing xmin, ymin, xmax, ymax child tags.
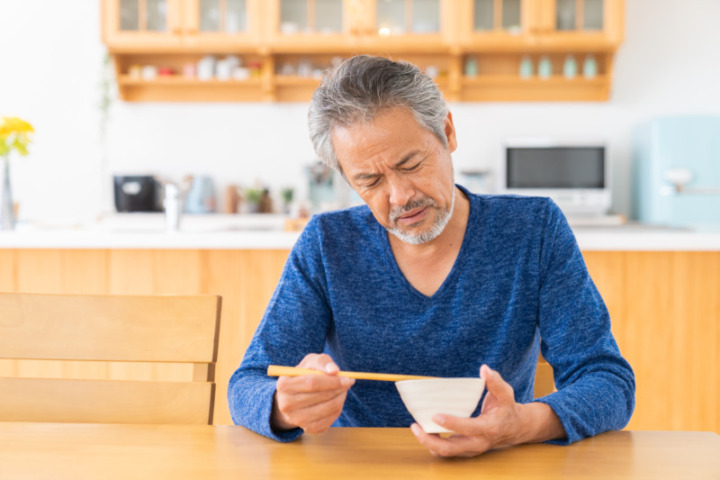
<box><xmin>243</xmin><ymin>187</ymin><xmax>262</xmax><ymax>214</ymax></box>
<box><xmin>280</xmin><ymin>187</ymin><xmax>294</xmax><ymax>214</ymax></box>
<box><xmin>0</xmin><ymin>116</ymin><xmax>34</xmax><ymax>230</ymax></box>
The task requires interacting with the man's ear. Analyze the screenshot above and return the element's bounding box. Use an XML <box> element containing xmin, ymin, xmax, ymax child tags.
<box><xmin>445</xmin><ymin>111</ymin><xmax>458</xmax><ymax>153</ymax></box>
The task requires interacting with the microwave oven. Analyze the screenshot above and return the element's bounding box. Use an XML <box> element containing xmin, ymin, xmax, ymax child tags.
<box><xmin>496</xmin><ymin>138</ymin><xmax>611</xmax><ymax>216</ymax></box>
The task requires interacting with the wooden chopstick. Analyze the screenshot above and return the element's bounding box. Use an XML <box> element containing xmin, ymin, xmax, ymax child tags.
<box><xmin>267</xmin><ymin>365</ymin><xmax>436</xmax><ymax>382</ymax></box>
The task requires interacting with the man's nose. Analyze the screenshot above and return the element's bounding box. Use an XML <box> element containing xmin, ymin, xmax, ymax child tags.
<box><xmin>387</xmin><ymin>175</ymin><xmax>414</xmax><ymax>208</ymax></box>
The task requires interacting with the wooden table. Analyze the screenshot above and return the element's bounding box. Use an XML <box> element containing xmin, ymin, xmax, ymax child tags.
<box><xmin>1</xmin><ymin>423</ymin><xmax>719</xmax><ymax>479</ymax></box>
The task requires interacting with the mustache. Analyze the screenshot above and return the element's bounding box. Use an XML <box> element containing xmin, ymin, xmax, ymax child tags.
<box><xmin>389</xmin><ymin>197</ymin><xmax>438</xmax><ymax>224</ymax></box>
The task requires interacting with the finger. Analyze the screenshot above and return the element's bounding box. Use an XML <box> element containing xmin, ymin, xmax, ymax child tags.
<box><xmin>278</xmin><ymin>372</ymin><xmax>354</xmax><ymax>395</ymax></box>
<box><xmin>298</xmin><ymin>394</ymin><xmax>349</xmax><ymax>434</ymax></box>
<box><xmin>480</xmin><ymin>365</ymin><xmax>514</xmax><ymax>404</ymax></box>
<box><xmin>298</xmin><ymin>353</ymin><xmax>340</xmax><ymax>375</ymax></box>
<box><xmin>410</xmin><ymin>423</ymin><xmax>490</xmax><ymax>458</ymax></box>
<box><xmin>278</xmin><ymin>380</ymin><xmax>347</xmax><ymax>409</ymax></box>
<box><xmin>281</xmin><ymin>389</ymin><xmax>349</xmax><ymax>433</ymax></box>
<box><xmin>431</xmin><ymin>413</ymin><xmax>491</xmax><ymax>437</ymax></box>
<box><xmin>277</xmin><ymin>383</ymin><xmax>350</xmax><ymax>411</ymax></box>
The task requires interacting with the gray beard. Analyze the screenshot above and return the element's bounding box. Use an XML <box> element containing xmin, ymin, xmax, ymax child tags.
<box><xmin>387</xmin><ymin>189</ymin><xmax>456</xmax><ymax>245</ymax></box>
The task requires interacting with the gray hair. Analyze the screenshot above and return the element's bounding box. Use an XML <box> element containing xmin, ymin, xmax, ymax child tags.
<box><xmin>308</xmin><ymin>55</ymin><xmax>450</xmax><ymax>173</ymax></box>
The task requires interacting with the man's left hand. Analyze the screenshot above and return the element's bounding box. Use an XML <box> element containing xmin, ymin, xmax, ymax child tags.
<box><xmin>410</xmin><ymin>365</ymin><xmax>565</xmax><ymax>458</ymax></box>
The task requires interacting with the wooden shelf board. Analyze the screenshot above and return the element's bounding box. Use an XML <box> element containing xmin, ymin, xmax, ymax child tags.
<box><xmin>274</xmin><ymin>76</ymin><xmax>322</xmax><ymax>87</ymax></box>
<box><xmin>462</xmin><ymin>75</ymin><xmax>609</xmax><ymax>86</ymax></box>
<box><xmin>118</xmin><ymin>76</ymin><xmax>263</xmax><ymax>87</ymax></box>
<box><xmin>460</xmin><ymin>78</ymin><xmax>610</xmax><ymax>101</ymax></box>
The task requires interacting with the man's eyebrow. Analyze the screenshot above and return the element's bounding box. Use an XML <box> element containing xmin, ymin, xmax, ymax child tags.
<box><xmin>351</xmin><ymin>151</ymin><xmax>421</xmax><ymax>182</ymax></box>
<box><xmin>352</xmin><ymin>171</ymin><xmax>381</xmax><ymax>181</ymax></box>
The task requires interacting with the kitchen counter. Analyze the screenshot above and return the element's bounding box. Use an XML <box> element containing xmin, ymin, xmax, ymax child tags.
<box><xmin>0</xmin><ymin>215</ymin><xmax>719</xmax><ymax>250</ymax></box>
<box><xmin>2</xmin><ymin>220</ymin><xmax>718</xmax><ymax>432</ymax></box>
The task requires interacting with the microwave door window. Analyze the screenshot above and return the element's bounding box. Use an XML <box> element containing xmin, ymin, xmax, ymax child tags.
<box><xmin>506</xmin><ymin>147</ymin><xmax>605</xmax><ymax>189</ymax></box>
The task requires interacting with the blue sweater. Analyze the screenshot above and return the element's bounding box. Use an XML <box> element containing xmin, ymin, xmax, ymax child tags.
<box><xmin>228</xmin><ymin>189</ymin><xmax>635</xmax><ymax>444</ymax></box>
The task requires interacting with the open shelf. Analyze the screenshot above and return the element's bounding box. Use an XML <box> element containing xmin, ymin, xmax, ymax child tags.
<box><xmin>117</xmin><ymin>75</ymin><xmax>268</xmax><ymax>102</ymax></box>
<box><xmin>460</xmin><ymin>75</ymin><xmax>610</xmax><ymax>101</ymax></box>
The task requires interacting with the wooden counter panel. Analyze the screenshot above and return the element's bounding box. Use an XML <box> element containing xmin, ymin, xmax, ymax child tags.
<box><xmin>583</xmin><ymin>251</ymin><xmax>720</xmax><ymax>433</ymax></box>
<box><xmin>1</xmin><ymin>249</ymin><xmax>718</xmax><ymax>432</ymax></box>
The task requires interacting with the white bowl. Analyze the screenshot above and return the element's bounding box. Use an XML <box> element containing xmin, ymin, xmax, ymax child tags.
<box><xmin>395</xmin><ymin>378</ymin><xmax>485</xmax><ymax>434</ymax></box>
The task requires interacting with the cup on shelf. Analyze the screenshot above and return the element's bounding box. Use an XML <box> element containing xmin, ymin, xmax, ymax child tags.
<box><xmin>197</xmin><ymin>55</ymin><xmax>216</xmax><ymax>81</ymax></box>
<box><xmin>141</xmin><ymin>65</ymin><xmax>157</xmax><ymax>80</ymax></box>
<box><xmin>297</xmin><ymin>60</ymin><xmax>313</xmax><ymax>78</ymax></box>
<box><xmin>425</xmin><ymin>65</ymin><xmax>439</xmax><ymax>79</ymax></box>
<box><xmin>183</xmin><ymin>63</ymin><xmax>197</xmax><ymax>79</ymax></box>
<box><xmin>280</xmin><ymin>63</ymin><xmax>295</xmax><ymax>76</ymax></box>
<box><xmin>129</xmin><ymin>64</ymin><xmax>142</xmax><ymax>79</ymax></box>
<box><xmin>216</xmin><ymin>60</ymin><xmax>232</xmax><ymax>81</ymax></box>
<box><xmin>233</xmin><ymin>67</ymin><xmax>250</xmax><ymax>80</ymax></box>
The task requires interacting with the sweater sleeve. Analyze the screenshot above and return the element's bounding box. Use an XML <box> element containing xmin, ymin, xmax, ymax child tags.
<box><xmin>533</xmin><ymin>200</ymin><xmax>635</xmax><ymax>445</ymax></box>
<box><xmin>227</xmin><ymin>217</ymin><xmax>332</xmax><ymax>442</ymax></box>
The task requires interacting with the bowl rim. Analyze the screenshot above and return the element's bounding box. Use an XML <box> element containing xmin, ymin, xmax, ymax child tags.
<box><xmin>395</xmin><ymin>377</ymin><xmax>485</xmax><ymax>386</ymax></box>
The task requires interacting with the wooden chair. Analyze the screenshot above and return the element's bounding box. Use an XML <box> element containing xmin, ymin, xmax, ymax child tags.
<box><xmin>0</xmin><ymin>293</ymin><xmax>221</xmax><ymax>425</ymax></box>
<box><xmin>534</xmin><ymin>355</ymin><xmax>556</xmax><ymax>398</ymax></box>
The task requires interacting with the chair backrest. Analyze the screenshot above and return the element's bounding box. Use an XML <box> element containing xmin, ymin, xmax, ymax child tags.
<box><xmin>0</xmin><ymin>293</ymin><xmax>221</xmax><ymax>425</ymax></box>
<box><xmin>534</xmin><ymin>355</ymin><xmax>555</xmax><ymax>398</ymax></box>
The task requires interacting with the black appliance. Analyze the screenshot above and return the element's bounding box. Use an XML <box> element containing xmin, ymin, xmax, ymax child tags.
<box><xmin>113</xmin><ymin>175</ymin><xmax>163</xmax><ymax>212</ymax></box>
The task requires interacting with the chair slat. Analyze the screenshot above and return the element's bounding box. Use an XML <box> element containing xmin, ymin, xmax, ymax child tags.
<box><xmin>0</xmin><ymin>378</ymin><xmax>214</xmax><ymax>425</ymax></box>
<box><xmin>0</xmin><ymin>293</ymin><xmax>221</xmax><ymax>363</ymax></box>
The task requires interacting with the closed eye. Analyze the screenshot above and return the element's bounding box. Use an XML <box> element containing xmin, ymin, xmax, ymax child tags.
<box><xmin>363</xmin><ymin>177</ymin><xmax>381</xmax><ymax>188</ymax></box>
<box><xmin>400</xmin><ymin>162</ymin><xmax>421</xmax><ymax>172</ymax></box>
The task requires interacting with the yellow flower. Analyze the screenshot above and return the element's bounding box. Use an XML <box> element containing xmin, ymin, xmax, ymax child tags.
<box><xmin>0</xmin><ymin>116</ymin><xmax>35</xmax><ymax>158</ymax></box>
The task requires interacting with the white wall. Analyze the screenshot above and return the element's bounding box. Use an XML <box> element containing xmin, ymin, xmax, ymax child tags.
<box><xmin>1</xmin><ymin>0</ymin><xmax>719</xmax><ymax>223</ymax></box>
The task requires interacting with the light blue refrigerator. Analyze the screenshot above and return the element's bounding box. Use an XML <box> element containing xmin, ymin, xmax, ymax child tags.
<box><xmin>633</xmin><ymin>116</ymin><xmax>720</xmax><ymax>227</ymax></box>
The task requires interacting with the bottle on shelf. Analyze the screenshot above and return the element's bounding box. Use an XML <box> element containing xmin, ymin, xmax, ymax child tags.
<box><xmin>563</xmin><ymin>55</ymin><xmax>577</xmax><ymax>79</ymax></box>
<box><xmin>519</xmin><ymin>55</ymin><xmax>533</xmax><ymax>79</ymax></box>
<box><xmin>465</xmin><ymin>56</ymin><xmax>478</xmax><ymax>77</ymax></box>
<box><xmin>583</xmin><ymin>55</ymin><xmax>598</xmax><ymax>79</ymax></box>
<box><xmin>538</xmin><ymin>55</ymin><xmax>552</xmax><ymax>79</ymax></box>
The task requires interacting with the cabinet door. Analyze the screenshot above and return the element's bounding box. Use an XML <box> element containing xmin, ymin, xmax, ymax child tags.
<box><xmin>182</xmin><ymin>0</ymin><xmax>262</xmax><ymax>48</ymax></box>
<box><xmin>460</xmin><ymin>0</ymin><xmax>534</xmax><ymax>46</ymax></box>
<box><xmin>102</xmin><ymin>0</ymin><xmax>184</xmax><ymax>50</ymax></box>
<box><xmin>533</xmin><ymin>0</ymin><xmax>624</xmax><ymax>48</ymax></box>
<box><xmin>265</xmin><ymin>0</ymin><xmax>350</xmax><ymax>48</ymax></box>
<box><xmin>362</xmin><ymin>0</ymin><xmax>453</xmax><ymax>50</ymax></box>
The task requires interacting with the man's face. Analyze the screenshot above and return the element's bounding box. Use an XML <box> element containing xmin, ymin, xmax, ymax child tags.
<box><xmin>332</xmin><ymin>107</ymin><xmax>458</xmax><ymax>245</ymax></box>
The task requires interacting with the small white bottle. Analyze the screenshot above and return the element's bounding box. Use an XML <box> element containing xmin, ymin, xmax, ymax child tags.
<box><xmin>538</xmin><ymin>55</ymin><xmax>552</xmax><ymax>79</ymax></box>
<box><xmin>164</xmin><ymin>183</ymin><xmax>181</xmax><ymax>233</ymax></box>
<box><xmin>519</xmin><ymin>55</ymin><xmax>533</xmax><ymax>79</ymax></box>
<box><xmin>563</xmin><ymin>55</ymin><xmax>577</xmax><ymax>79</ymax></box>
<box><xmin>583</xmin><ymin>55</ymin><xmax>598</xmax><ymax>79</ymax></box>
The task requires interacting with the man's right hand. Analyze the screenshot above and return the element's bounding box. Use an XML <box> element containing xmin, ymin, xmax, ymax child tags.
<box><xmin>271</xmin><ymin>353</ymin><xmax>355</xmax><ymax>434</ymax></box>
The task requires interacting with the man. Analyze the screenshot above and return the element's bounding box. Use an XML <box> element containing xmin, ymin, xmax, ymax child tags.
<box><xmin>228</xmin><ymin>55</ymin><xmax>635</xmax><ymax>458</ymax></box>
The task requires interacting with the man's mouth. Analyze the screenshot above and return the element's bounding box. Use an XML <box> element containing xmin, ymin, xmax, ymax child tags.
<box><xmin>396</xmin><ymin>206</ymin><xmax>428</xmax><ymax>225</ymax></box>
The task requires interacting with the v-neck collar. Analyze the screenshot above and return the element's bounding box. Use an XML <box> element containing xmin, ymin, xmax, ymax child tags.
<box><xmin>378</xmin><ymin>184</ymin><xmax>477</xmax><ymax>301</ymax></box>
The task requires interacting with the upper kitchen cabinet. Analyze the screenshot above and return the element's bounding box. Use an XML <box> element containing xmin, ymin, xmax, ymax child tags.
<box><xmin>101</xmin><ymin>0</ymin><xmax>625</xmax><ymax>102</ymax></box>
<box><xmin>534</xmin><ymin>0</ymin><xmax>624</xmax><ymax>50</ymax></box>
<box><xmin>457</xmin><ymin>0</ymin><xmax>624</xmax><ymax>101</ymax></box>
<box><xmin>182</xmin><ymin>0</ymin><xmax>262</xmax><ymax>50</ymax></box>
<box><xmin>459</xmin><ymin>0</ymin><xmax>623</xmax><ymax>50</ymax></box>
<box><xmin>264</xmin><ymin>0</ymin><xmax>347</xmax><ymax>50</ymax></box>
<box><xmin>460</xmin><ymin>0</ymin><xmax>533</xmax><ymax>49</ymax></box>
<box><xmin>264</xmin><ymin>0</ymin><xmax>454</xmax><ymax>53</ymax></box>
<box><xmin>103</xmin><ymin>0</ymin><xmax>262</xmax><ymax>52</ymax></box>
<box><xmin>103</xmin><ymin>0</ymin><xmax>183</xmax><ymax>50</ymax></box>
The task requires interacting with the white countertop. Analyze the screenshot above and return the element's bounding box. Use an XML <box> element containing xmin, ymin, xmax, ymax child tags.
<box><xmin>1</xmin><ymin>214</ymin><xmax>719</xmax><ymax>251</ymax></box>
